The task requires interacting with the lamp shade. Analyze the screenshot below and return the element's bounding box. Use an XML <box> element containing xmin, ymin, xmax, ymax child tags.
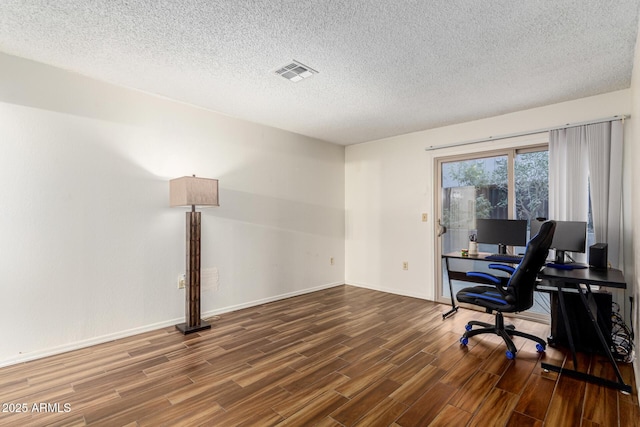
<box><xmin>170</xmin><ymin>176</ymin><xmax>219</xmax><ymax>207</ymax></box>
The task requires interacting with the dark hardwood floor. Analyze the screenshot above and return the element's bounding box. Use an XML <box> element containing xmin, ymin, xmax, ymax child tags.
<box><xmin>1</xmin><ymin>285</ymin><xmax>638</xmax><ymax>426</ymax></box>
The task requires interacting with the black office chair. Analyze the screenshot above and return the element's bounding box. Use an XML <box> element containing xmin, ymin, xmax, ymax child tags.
<box><xmin>457</xmin><ymin>220</ymin><xmax>556</xmax><ymax>359</ymax></box>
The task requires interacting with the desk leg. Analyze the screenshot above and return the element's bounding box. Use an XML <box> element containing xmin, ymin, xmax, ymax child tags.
<box><xmin>576</xmin><ymin>285</ymin><xmax>627</xmax><ymax>389</ymax></box>
<box><xmin>541</xmin><ymin>362</ymin><xmax>631</xmax><ymax>394</ymax></box>
<box><xmin>442</xmin><ymin>257</ymin><xmax>459</xmax><ymax>319</ymax></box>
<box><xmin>542</xmin><ymin>283</ymin><xmax>631</xmax><ymax>394</ymax></box>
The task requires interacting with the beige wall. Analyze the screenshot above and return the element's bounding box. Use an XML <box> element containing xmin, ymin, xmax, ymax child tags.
<box><xmin>0</xmin><ymin>53</ymin><xmax>346</xmax><ymax>366</ymax></box>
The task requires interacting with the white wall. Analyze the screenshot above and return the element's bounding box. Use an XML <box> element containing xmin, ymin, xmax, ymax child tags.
<box><xmin>0</xmin><ymin>53</ymin><xmax>345</xmax><ymax>367</ymax></box>
<box><xmin>345</xmin><ymin>90</ymin><xmax>633</xmax><ymax>301</ymax></box>
<box><xmin>628</xmin><ymin>17</ymin><xmax>640</xmax><ymax>403</ymax></box>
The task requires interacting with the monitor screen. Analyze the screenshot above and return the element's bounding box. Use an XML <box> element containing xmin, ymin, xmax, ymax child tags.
<box><xmin>530</xmin><ymin>219</ymin><xmax>587</xmax><ymax>253</ymax></box>
<box><xmin>476</xmin><ymin>219</ymin><xmax>528</xmax><ymax>248</ymax></box>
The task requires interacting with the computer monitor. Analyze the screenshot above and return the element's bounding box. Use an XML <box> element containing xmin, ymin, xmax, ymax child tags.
<box><xmin>475</xmin><ymin>219</ymin><xmax>528</xmax><ymax>254</ymax></box>
<box><xmin>530</xmin><ymin>219</ymin><xmax>587</xmax><ymax>264</ymax></box>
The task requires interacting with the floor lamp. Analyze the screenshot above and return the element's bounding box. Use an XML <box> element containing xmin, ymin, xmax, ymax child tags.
<box><xmin>170</xmin><ymin>175</ymin><xmax>219</xmax><ymax>334</ymax></box>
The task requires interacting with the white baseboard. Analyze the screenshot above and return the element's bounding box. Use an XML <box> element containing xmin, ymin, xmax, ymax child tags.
<box><xmin>0</xmin><ymin>281</ymin><xmax>344</xmax><ymax>368</ymax></box>
<box><xmin>201</xmin><ymin>281</ymin><xmax>344</xmax><ymax>318</ymax></box>
<box><xmin>345</xmin><ymin>281</ymin><xmax>432</xmax><ymax>301</ymax></box>
<box><xmin>0</xmin><ymin>318</ymin><xmax>183</xmax><ymax>368</ymax></box>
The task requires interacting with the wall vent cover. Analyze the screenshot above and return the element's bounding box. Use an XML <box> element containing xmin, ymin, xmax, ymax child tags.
<box><xmin>275</xmin><ymin>60</ymin><xmax>318</xmax><ymax>82</ymax></box>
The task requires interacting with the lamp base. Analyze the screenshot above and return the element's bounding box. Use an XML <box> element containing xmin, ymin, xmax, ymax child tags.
<box><xmin>175</xmin><ymin>321</ymin><xmax>211</xmax><ymax>335</ymax></box>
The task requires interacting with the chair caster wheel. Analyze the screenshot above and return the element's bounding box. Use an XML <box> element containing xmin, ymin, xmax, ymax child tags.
<box><xmin>536</xmin><ymin>343</ymin><xmax>545</xmax><ymax>353</ymax></box>
<box><xmin>460</xmin><ymin>337</ymin><xmax>469</xmax><ymax>346</ymax></box>
<box><xmin>506</xmin><ymin>350</ymin><xmax>515</xmax><ymax>360</ymax></box>
<box><xmin>465</xmin><ymin>324</ymin><xmax>472</xmax><ymax>331</ymax></box>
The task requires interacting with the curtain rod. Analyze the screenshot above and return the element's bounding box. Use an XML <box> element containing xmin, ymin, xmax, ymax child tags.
<box><xmin>424</xmin><ymin>115</ymin><xmax>628</xmax><ymax>151</ymax></box>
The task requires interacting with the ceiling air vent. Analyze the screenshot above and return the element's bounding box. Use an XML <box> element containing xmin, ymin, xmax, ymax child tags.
<box><xmin>275</xmin><ymin>60</ymin><xmax>318</xmax><ymax>82</ymax></box>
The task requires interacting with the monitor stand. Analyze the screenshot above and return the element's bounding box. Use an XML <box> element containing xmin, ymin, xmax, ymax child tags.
<box><xmin>554</xmin><ymin>250</ymin><xmax>566</xmax><ymax>264</ymax></box>
<box><xmin>497</xmin><ymin>244</ymin><xmax>507</xmax><ymax>255</ymax></box>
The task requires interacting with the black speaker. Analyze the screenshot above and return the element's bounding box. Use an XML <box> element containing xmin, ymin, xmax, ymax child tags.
<box><xmin>589</xmin><ymin>243</ymin><xmax>608</xmax><ymax>270</ymax></box>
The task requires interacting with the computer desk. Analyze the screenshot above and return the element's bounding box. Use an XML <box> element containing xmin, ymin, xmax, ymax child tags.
<box><xmin>442</xmin><ymin>252</ymin><xmax>631</xmax><ymax>393</ymax></box>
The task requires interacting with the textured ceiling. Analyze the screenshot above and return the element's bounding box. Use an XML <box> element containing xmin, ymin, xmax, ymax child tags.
<box><xmin>1</xmin><ymin>1</ymin><xmax>639</xmax><ymax>145</ymax></box>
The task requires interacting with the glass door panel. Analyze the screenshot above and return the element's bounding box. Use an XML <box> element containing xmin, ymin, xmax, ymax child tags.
<box><xmin>515</xmin><ymin>150</ymin><xmax>549</xmax><ymax>228</ymax></box>
<box><xmin>440</xmin><ymin>155</ymin><xmax>508</xmax><ymax>300</ymax></box>
<box><xmin>515</xmin><ymin>149</ymin><xmax>550</xmax><ymax>314</ymax></box>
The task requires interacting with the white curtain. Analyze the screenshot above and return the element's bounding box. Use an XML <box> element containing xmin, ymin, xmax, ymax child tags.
<box><xmin>549</xmin><ymin>120</ymin><xmax>623</xmax><ymax>268</ymax></box>
<box><xmin>587</xmin><ymin>121</ymin><xmax>624</xmax><ymax>268</ymax></box>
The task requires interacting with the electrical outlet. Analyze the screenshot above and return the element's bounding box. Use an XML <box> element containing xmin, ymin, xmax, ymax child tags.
<box><xmin>330</xmin><ymin>257</ymin><xmax>335</xmax><ymax>266</ymax></box>
<box><xmin>422</xmin><ymin>213</ymin><xmax>428</xmax><ymax>222</ymax></box>
<box><xmin>403</xmin><ymin>261</ymin><xmax>408</xmax><ymax>270</ymax></box>
<box><xmin>177</xmin><ymin>274</ymin><xmax>185</xmax><ymax>289</ymax></box>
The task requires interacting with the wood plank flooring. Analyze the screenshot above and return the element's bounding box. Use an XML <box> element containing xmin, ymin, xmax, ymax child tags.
<box><xmin>1</xmin><ymin>285</ymin><xmax>638</xmax><ymax>426</ymax></box>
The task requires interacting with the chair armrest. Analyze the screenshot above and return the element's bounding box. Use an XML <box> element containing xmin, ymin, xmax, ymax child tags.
<box><xmin>465</xmin><ymin>271</ymin><xmax>514</xmax><ymax>303</ymax></box>
<box><xmin>466</xmin><ymin>271</ymin><xmax>501</xmax><ymax>284</ymax></box>
<box><xmin>488</xmin><ymin>264</ymin><xmax>516</xmax><ymax>275</ymax></box>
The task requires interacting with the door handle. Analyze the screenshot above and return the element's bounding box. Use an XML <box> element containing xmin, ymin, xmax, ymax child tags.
<box><xmin>437</xmin><ymin>219</ymin><xmax>447</xmax><ymax>237</ymax></box>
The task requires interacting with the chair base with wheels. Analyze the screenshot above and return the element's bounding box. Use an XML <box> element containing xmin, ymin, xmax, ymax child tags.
<box><xmin>459</xmin><ymin>311</ymin><xmax>546</xmax><ymax>359</ymax></box>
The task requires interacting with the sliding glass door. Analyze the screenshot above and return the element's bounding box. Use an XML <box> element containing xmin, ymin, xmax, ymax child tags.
<box><xmin>436</xmin><ymin>146</ymin><xmax>549</xmax><ymax>318</ymax></box>
<box><xmin>440</xmin><ymin>154</ymin><xmax>508</xmax><ymax>257</ymax></box>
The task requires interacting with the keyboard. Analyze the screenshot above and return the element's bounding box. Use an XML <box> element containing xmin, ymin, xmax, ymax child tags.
<box><xmin>545</xmin><ymin>262</ymin><xmax>588</xmax><ymax>270</ymax></box>
<box><xmin>485</xmin><ymin>254</ymin><xmax>523</xmax><ymax>263</ymax></box>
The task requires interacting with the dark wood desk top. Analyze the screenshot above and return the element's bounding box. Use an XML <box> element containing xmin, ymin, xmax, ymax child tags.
<box><xmin>539</xmin><ymin>266</ymin><xmax>626</xmax><ymax>289</ymax></box>
<box><xmin>443</xmin><ymin>251</ymin><xmax>493</xmax><ymax>260</ymax></box>
<box><xmin>443</xmin><ymin>251</ymin><xmax>626</xmax><ymax>289</ymax></box>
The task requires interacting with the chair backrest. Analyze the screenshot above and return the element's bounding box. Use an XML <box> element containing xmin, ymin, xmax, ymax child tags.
<box><xmin>506</xmin><ymin>220</ymin><xmax>556</xmax><ymax>311</ymax></box>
